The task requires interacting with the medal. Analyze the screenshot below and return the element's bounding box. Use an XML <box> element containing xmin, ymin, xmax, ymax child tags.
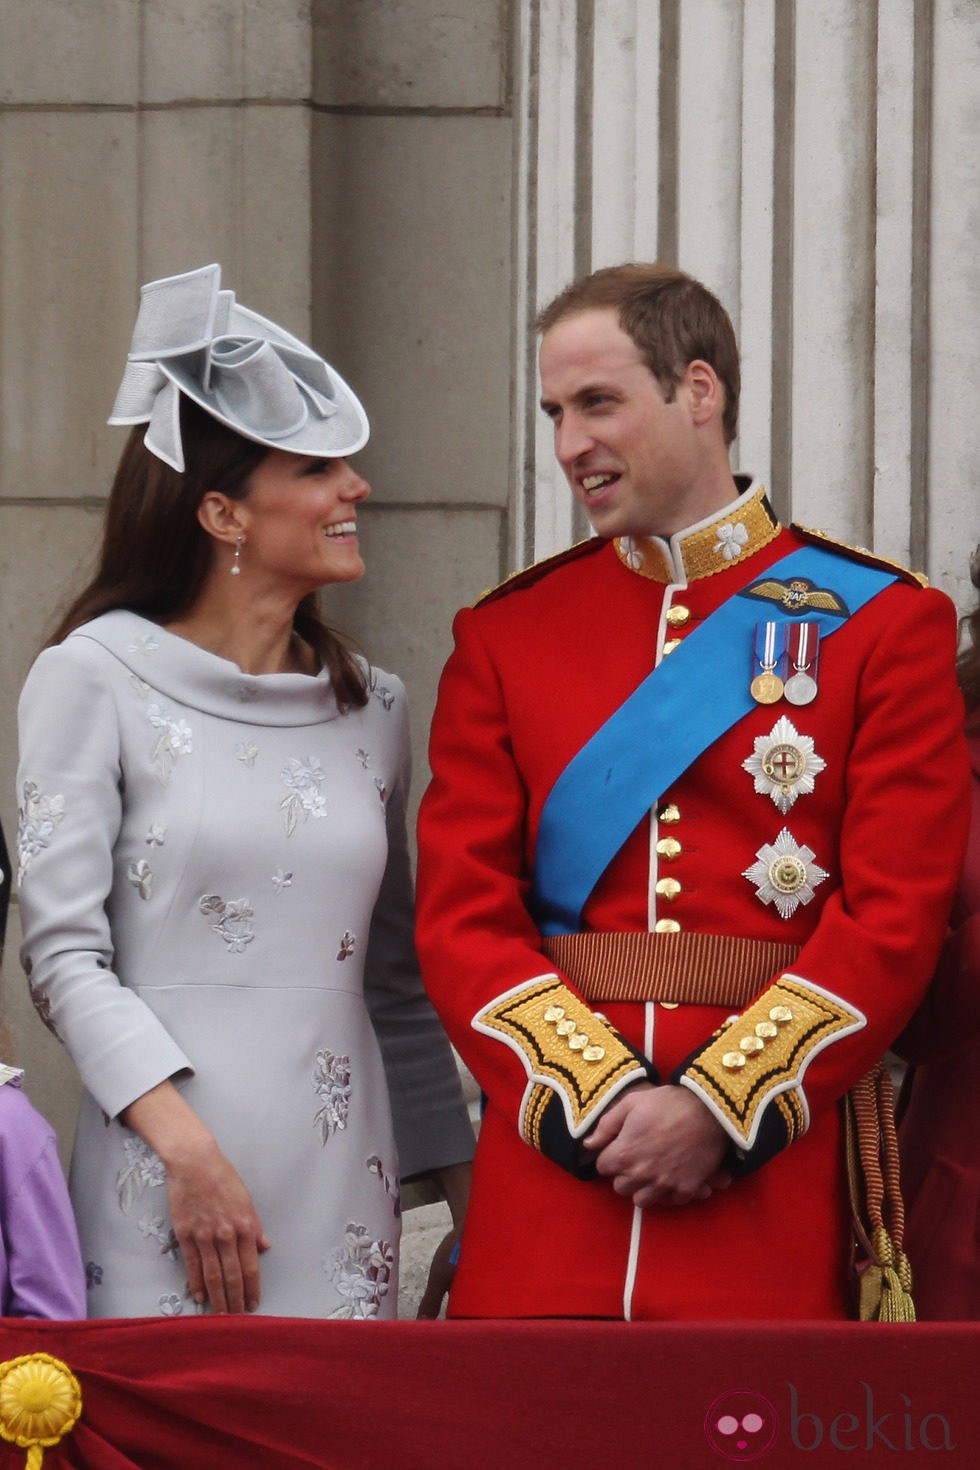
<box><xmin>743</xmin><ymin>827</ymin><xmax>829</xmax><ymax>920</ymax></box>
<box><xmin>750</xmin><ymin>622</ymin><xmax>786</xmax><ymax>704</ymax></box>
<box><xmin>784</xmin><ymin>671</ymin><xmax>817</xmax><ymax>704</ymax></box>
<box><xmin>742</xmin><ymin>714</ymin><xmax>827</xmax><ymax>813</ymax></box>
<box><xmin>784</xmin><ymin>622</ymin><xmax>820</xmax><ymax>706</ymax></box>
<box><xmin>750</xmin><ymin>670</ymin><xmax>784</xmax><ymax>704</ymax></box>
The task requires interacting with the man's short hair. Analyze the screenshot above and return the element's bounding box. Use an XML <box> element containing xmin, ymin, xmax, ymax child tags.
<box><xmin>536</xmin><ymin>263</ymin><xmax>740</xmax><ymax>446</ymax></box>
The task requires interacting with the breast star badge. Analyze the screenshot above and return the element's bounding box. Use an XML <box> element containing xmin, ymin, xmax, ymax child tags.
<box><xmin>742</xmin><ymin>715</ymin><xmax>827</xmax><ymax>813</ymax></box>
<box><xmin>743</xmin><ymin>827</ymin><xmax>829</xmax><ymax>919</ymax></box>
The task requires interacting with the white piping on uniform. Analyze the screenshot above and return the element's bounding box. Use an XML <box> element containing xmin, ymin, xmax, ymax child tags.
<box><xmin>622</xmin><ymin>1000</ymin><xmax>657</xmax><ymax>1320</ymax></box>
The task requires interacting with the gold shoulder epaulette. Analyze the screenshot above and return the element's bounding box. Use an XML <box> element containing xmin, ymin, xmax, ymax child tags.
<box><xmin>475</xmin><ymin>537</ymin><xmax>603</xmax><ymax>607</ymax></box>
<box><xmin>791</xmin><ymin>524</ymin><xmax>928</xmax><ymax>588</ymax></box>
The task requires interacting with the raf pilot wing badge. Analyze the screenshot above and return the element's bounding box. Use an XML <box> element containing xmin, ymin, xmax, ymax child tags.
<box><xmin>739</xmin><ymin>576</ymin><xmax>850</xmax><ymax>618</ymax></box>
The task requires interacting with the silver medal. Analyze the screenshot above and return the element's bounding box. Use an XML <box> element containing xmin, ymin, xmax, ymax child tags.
<box><xmin>784</xmin><ymin>671</ymin><xmax>818</xmax><ymax>705</ymax></box>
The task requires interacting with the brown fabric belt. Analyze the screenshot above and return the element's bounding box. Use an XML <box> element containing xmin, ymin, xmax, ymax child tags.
<box><xmin>541</xmin><ymin>931</ymin><xmax>802</xmax><ymax>1009</ymax></box>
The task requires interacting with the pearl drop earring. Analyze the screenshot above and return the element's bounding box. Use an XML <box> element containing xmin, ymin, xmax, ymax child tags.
<box><xmin>230</xmin><ymin>537</ymin><xmax>243</xmax><ymax>576</ymax></box>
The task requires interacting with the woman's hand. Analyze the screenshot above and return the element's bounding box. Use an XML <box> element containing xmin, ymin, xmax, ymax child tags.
<box><xmin>416</xmin><ymin>1160</ymin><xmax>471</xmax><ymax>1320</ymax></box>
<box><xmin>121</xmin><ymin>1081</ymin><xmax>270</xmax><ymax>1313</ymax></box>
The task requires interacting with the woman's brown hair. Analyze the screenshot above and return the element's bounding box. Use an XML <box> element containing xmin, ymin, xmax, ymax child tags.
<box><xmin>959</xmin><ymin>549</ymin><xmax>980</xmax><ymax>723</ymax></box>
<box><xmin>48</xmin><ymin>398</ymin><xmax>368</xmax><ymax>709</ymax></box>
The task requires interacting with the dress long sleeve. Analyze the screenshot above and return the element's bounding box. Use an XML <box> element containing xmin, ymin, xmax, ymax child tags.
<box><xmin>18</xmin><ymin>639</ymin><xmax>193</xmax><ymax>1120</ymax></box>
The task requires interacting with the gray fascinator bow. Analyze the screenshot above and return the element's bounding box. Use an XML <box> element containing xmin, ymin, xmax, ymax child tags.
<box><xmin>109</xmin><ymin>263</ymin><xmax>369</xmax><ymax>472</ymax></box>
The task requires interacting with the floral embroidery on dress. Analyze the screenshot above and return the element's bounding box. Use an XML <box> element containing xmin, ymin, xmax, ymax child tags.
<box><xmin>139</xmin><ymin>1215</ymin><xmax>180</xmax><ymax>1260</ymax></box>
<box><xmin>128</xmin><ymin>859</ymin><xmax>153</xmax><ymax>900</ymax></box>
<box><xmin>199</xmin><ymin>894</ymin><xmax>255</xmax><ymax>954</ymax></box>
<box><xmin>312</xmin><ymin>1050</ymin><xmax>352</xmax><ymax>1142</ymax></box>
<box><xmin>158</xmin><ymin>1286</ymin><xmax>203</xmax><ymax>1317</ymax></box>
<box><xmin>28</xmin><ymin>978</ymin><xmax>61</xmax><ymax>1040</ymax></box>
<box><xmin>158</xmin><ymin>1293</ymin><xmax>187</xmax><ymax>1317</ymax></box>
<box><xmin>236</xmin><ymin>740</ymin><xmax>259</xmax><ymax>766</ymax></box>
<box><xmin>272</xmin><ymin>868</ymin><xmax>293</xmax><ymax>894</ymax></box>
<box><xmin>356</xmin><ymin>749</ymin><xmax>370</xmax><ymax>768</ymax></box>
<box><xmin>147</xmin><ymin>702</ymin><xmax>193</xmax><ymax>784</ymax></box>
<box><xmin>86</xmin><ymin>1262</ymin><xmax>103</xmax><ymax>1289</ymax></box>
<box><xmin>129</xmin><ymin>674</ymin><xmax>151</xmax><ymax>699</ymax></box>
<box><xmin>17</xmin><ymin>781</ymin><xmax>66</xmax><ymax>881</ymax></box>
<box><xmin>146</xmin><ymin>823</ymin><xmax>167</xmax><ymax>847</ymax></box>
<box><xmin>280</xmin><ymin>756</ymin><xmax>327</xmax><ymax>835</ymax></box>
<box><xmin>239</xmin><ymin>682</ymin><xmax>259</xmax><ymax>703</ymax></box>
<box><xmin>127</xmin><ymin>633</ymin><xmax>160</xmax><ymax>656</ymax></box>
<box><xmin>371</xmin><ymin>684</ymin><xmax>395</xmax><ymax>712</ymax></box>
<box><xmin>116</xmin><ymin>1136</ymin><xmax>166</xmax><ymax>1213</ymax></box>
<box><xmin>336</xmin><ymin>931</ymin><xmax>356</xmax><ymax>960</ymax></box>
<box><xmin>326</xmin><ymin>1223</ymin><xmax>395</xmax><ymax>1319</ymax></box>
<box><xmin>713</xmin><ymin>521</ymin><xmax>750</xmax><ymax>560</ymax></box>
<box><xmin>373</xmin><ymin>778</ymin><xmax>387</xmax><ymax>804</ymax></box>
<box><xmin>366</xmin><ymin>1156</ymin><xmax>401</xmax><ymax>1217</ymax></box>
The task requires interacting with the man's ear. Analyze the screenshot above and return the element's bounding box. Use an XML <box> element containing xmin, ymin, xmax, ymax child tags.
<box><xmin>683</xmin><ymin>359</ymin><xmax>724</xmax><ymax>429</ymax></box>
<box><xmin>197</xmin><ymin>492</ymin><xmax>248</xmax><ymax>547</ymax></box>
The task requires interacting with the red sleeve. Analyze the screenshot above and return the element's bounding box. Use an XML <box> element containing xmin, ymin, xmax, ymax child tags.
<box><xmin>677</xmin><ymin>585</ymin><xmax>971</xmax><ymax>1167</ymax></box>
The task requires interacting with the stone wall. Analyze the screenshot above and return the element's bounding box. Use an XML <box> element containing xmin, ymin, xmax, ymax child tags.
<box><xmin>0</xmin><ymin>1</ymin><xmax>513</xmax><ymax>1172</ymax></box>
<box><xmin>1</xmin><ymin>4</ymin><xmax>976</xmax><ymax>1300</ymax></box>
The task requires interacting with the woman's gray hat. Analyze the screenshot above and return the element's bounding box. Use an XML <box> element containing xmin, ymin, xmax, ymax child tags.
<box><xmin>109</xmin><ymin>263</ymin><xmax>369</xmax><ymax>472</ymax></box>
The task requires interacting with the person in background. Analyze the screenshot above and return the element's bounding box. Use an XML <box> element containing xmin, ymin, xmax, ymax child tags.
<box><xmin>0</xmin><ymin>818</ymin><xmax>85</xmax><ymax>1318</ymax></box>
<box><xmin>897</xmin><ymin>544</ymin><xmax>980</xmax><ymax>1319</ymax></box>
<box><xmin>415</xmin><ymin>262</ymin><xmax>969</xmax><ymax>1321</ymax></box>
<box><xmin>16</xmin><ymin>264</ymin><xmax>472</xmax><ymax>1320</ymax></box>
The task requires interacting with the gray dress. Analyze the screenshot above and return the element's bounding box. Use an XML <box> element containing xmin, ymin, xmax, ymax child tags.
<box><xmin>16</xmin><ymin>611</ymin><xmax>472</xmax><ymax>1319</ymax></box>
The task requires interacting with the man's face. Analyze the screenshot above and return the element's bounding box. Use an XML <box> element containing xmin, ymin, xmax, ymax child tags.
<box><xmin>539</xmin><ymin>307</ymin><xmax>710</xmax><ymax>540</ymax></box>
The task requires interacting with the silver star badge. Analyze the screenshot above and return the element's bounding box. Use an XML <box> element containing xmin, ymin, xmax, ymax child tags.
<box><xmin>743</xmin><ymin>827</ymin><xmax>829</xmax><ymax>919</ymax></box>
<box><xmin>742</xmin><ymin>715</ymin><xmax>827</xmax><ymax>814</ymax></box>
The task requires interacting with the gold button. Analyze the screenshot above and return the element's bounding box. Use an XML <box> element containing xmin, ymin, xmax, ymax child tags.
<box><xmin>662</xmin><ymin>638</ymin><xmax>682</xmax><ymax>655</ymax></box>
<box><xmin>769</xmin><ymin>1005</ymin><xmax>793</xmax><ymax>1025</ymax></box>
<box><xmin>755</xmin><ymin>1020</ymin><xmax>778</xmax><ymax>1040</ymax></box>
<box><xmin>543</xmin><ymin>1006</ymin><xmax>565</xmax><ymax>1023</ymax></box>
<box><xmin>659</xmin><ymin>1000</ymin><xmax>679</xmax><ymax>1010</ymax></box>
<box><xmin>654</xmin><ymin>918</ymin><xmax>681</xmax><ymax>933</ymax></box>
<box><xmin>655</xmin><ymin>877</ymin><xmax>681</xmax><ymax>900</ymax></box>
<box><xmin>723</xmin><ymin>1051</ymin><xmax>747</xmax><ymax>1070</ymax></box>
<box><xmin>583</xmin><ymin>1045</ymin><xmax>605</xmax><ymax>1062</ymax></box>
<box><xmin>659</xmin><ymin>803</ymin><xmax>681</xmax><ymax>824</ymax></box>
<box><xmin>656</xmin><ymin>836</ymin><xmax>682</xmax><ymax>860</ymax></box>
<box><xmin>740</xmin><ymin>1035</ymin><xmax>765</xmax><ymax>1054</ymax></box>
<box><xmin>666</xmin><ymin>604</ymin><xmax>691</xmax><ymax>627</ymax></box>
<box><xmin>556</xmin><ymin>1019</ymin><xmax>576</xmax><ymax>1036</ymax></box>
<box><xmin>568</xmin><ymin>1034</ymin><xmax>588</xmax><ymax>1051</ymax></box>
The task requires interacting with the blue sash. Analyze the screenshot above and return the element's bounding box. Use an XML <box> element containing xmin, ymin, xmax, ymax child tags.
<box><xmin>531</xmin><ymin>545</ymin><xmax>897</xmax><ymax>935</ymax></box>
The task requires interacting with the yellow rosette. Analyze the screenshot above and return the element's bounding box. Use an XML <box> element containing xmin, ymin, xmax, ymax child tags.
<box><xmin>0</xmin><ymin>1354</ymin><xmax>82</xmax><ymax>1469</ymax></box>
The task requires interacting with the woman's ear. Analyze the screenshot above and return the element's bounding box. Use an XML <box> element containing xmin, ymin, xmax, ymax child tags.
<box><xmin>196</xmin><ymin>492</ymin><xmax>248</xmax><ymax>547</ymax></box>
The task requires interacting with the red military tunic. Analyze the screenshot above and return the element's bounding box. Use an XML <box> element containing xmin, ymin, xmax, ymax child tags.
<box><xmin>416</xmin><ymin>481</ymin><xmax>970</xmax><ymax>1320</ymax></box>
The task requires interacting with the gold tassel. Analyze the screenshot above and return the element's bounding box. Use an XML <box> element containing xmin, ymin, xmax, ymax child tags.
<box><xmin>845</xmin><ymin>1064</ymin><xmax>916</xmax><ymax>1322</ymax></box>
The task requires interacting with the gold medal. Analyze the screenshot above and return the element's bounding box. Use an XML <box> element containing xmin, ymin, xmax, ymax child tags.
<box><xmin>750</xmin><ymin>669</ymin><xmax>784</xmax><ymax>704</ymax></box>
<box><xmin>751</xmin><ymin>621</ymin><xmax>787</xmax><ymax>704</ymax></box>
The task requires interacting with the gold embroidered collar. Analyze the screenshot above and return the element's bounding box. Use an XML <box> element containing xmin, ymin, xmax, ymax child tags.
<box><xmin>614</xmin><ymin>481</ymin><xmax>780</xmax><ymax>584</ymax></box>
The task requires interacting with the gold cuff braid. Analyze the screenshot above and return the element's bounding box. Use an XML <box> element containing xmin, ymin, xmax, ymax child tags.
<box><xmin>682</xmin><ymin>975</ymin><xmax>864</xmax><ymax>1148</ymax></box>
<box><xmin>474</xmin><ymin>977</ymin><xmax>647</xmax><ymax>1139</ymax></box>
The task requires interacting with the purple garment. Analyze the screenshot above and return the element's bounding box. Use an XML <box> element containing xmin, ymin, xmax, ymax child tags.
<box><xmin>0</xmin><ymin>1081</ymin><xmax>86</xmax><ymax>1318</ymax></box>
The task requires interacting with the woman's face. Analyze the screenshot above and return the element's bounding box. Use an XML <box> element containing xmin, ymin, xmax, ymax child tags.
<box><xmin>235</xmin><ymin>449</ymin><xmax>371</xmax><ymax>594</ymax></box>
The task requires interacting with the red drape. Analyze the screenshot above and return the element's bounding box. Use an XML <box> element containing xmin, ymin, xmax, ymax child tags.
<box><xmin>0</xmin><ymin>1317</ymin><xmax>977</xmax><ymax>1468</ymax></box>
